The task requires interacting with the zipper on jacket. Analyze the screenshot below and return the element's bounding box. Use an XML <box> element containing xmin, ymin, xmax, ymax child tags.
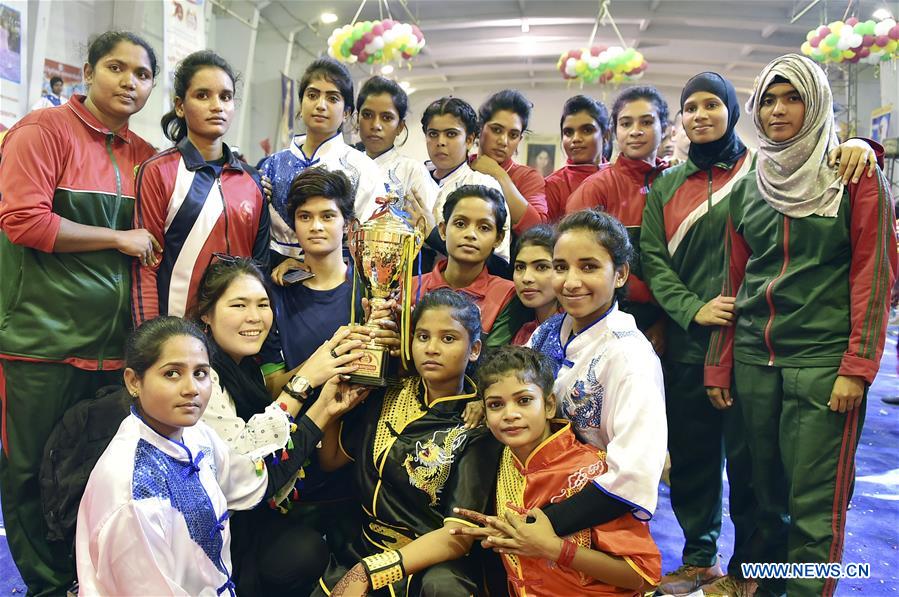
<box><xmin>99</xmin><ymin>133</ymin><xmax>125</xmax><ymax>369</ymax></box>
<box><xmin>763</xmin><ymin>215</ymin><xmax>791</xmax><ymax>366</ymax></box>
<box><xmin>216</xmin><ymin>177</ymin><xmax>232</xmax><ymax>254</ymax></box>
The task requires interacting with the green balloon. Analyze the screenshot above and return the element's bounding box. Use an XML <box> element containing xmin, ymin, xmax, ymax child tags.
<box><xmin>864</xmin><ymin>21</ymin><xmax>876</xmax><ymax>35</ymax></box>
<box><xmin>825</xmin><ymin>33</ymin><xmax>839</xmax><ymax>45</ymax></box>
<box><xmin>341</xmin><ymin>40</ymin><xmax>352</xmax><ymax>55</ymax></box>
<box><xmin>829</xmin><ymin>48</ymin><xmax>841</xmax><ymax>59</ymax></box>
<box><xmin>374</xmin><ymin>50</ymin><xmax>383</xmax><ymax>60</ymax></box>
<box><xmin>367</xmin><ymin>55</ymin><xmax>375</xmax><ymax>64</ymax></box>
<box><xmin>364</xmin><ymin>22</ymin><xmax>373</xmax><ymax>32</ymax></box>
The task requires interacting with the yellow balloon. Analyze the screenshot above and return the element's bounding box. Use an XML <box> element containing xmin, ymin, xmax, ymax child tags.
<box><xmin>801</xmin><ymin>41</ymin><xmax>813</xmax><ymax>55</ymax></box>
<box><xmin>819</xmin><ymin>43</ymin><xmax>832</xmax><ymax>53</ymax></box>
<box><xmin>885</xmin><ymin>40</ymin><xmax>898</xmax><ymax>53</ymax></box>
<box><xmin>806</xmin><ymin>30</ymin><xmax>816</xmax><ymax>41</ymax></box>
<box><xmin>830</xmin><ymin>21</ymin><xmax>843</xmax><ymax>35</ymax></box>
<box><xmin>842</xmin><ymin>49</ymin><xmax>855</xmax><ymax>58</ymax></box>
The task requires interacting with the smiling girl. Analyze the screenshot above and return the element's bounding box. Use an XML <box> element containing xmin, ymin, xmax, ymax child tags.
<box><xmin>132</xmin><ymin>51</ymin><xmax>270</xmax><ymax>324</ymax></box>
<box><xmin>527</xmin><ymin>209</ymin><xmax>665</xmax><ymax>529</ymax></box>
<box><xmin>356</xmin><ymin>76</ymin><xmax>436</xmax><ymax>210</ymax></box>
<box><xmin>0</xmin><ymin>30</ymin><xmax>160</xmax><ymax>594</ymax></box>
<box><xmin>195</xmin><ymin>257</ymin><xmax>363</xmax><ymax>594</ymax></box>
<box><xmin>544</xmin><ymin>95</ymin><xmax>610</xmax><ymax>222</ymax></box>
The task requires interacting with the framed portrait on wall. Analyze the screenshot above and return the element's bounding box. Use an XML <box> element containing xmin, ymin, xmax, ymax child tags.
<box><xmin>525</xmin><ymin>141</ymin><xmax>556</xmax><ymax>177</ymax></box>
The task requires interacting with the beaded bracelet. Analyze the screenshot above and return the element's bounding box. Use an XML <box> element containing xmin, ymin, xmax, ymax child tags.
<box><xmin>361</xmin><ymin>550</ymin><xmax>405</xmax><ymax>590</ymax></box>
<box><xmin>556</xmin><ymin>539</ymin><xmax>578</xmax><ymax>568</ymax></box>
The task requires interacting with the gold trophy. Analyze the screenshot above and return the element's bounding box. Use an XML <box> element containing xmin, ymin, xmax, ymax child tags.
<box><xmin>348</xmin><ymin>194</ymin><xmax>424</xmax><ymax>387</ymax></box>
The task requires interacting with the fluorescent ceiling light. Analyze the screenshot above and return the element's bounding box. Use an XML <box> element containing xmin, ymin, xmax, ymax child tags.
<box><xmin>521</xmin><ymin>19</ymin><xmax>530</xmax><ymax>33</ymax></box>
<box><xmin>321</xmin><ymin>12</ymin><xmax>338</xmax><ymax>24</ymax></box>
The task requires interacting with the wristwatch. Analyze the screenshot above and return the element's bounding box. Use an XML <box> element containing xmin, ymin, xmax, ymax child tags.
<box><xmin>283</xmin><ymin>375</ymin><xmax>311</xmax><ymax>400</ymax></box>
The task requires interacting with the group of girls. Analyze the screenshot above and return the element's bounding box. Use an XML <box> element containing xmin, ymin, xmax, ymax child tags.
<box><xmin>0</xmin><ymin>23</ymin><xmax>894</xmax><ymax>597</ymax></box>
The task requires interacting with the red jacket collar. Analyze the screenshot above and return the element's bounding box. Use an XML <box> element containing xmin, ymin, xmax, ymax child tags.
<box><xmin>612</xmin><ymin>154</ymin><xmax>664</xmax><ymax>181</ymax></box>
<box><xmin>67</xmin><ymin>95</ymin><xmax>135</xmax><ymax>143</ymax></box>
<box><xmin>427</xmin><ymin>258</ymin><xmax>493</xmax><ymax>299</ymax></box>
<box><xmin>511</xmin><ymin>420</ymin><xmax>588</xmax><ymax>473</ymax></box>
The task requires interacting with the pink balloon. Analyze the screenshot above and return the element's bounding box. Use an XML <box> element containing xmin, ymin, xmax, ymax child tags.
<box><xmin>412</xmin><ymin>25</ymin><xmax>423</xmax><ymax>39</ymax></box>
<box><xmin>818</xmin><ymin>26</ymin><xmax>830</xmax><ymax>36</ymax></box>
<box><xmin>358</xmin><ymin>51</ymin><xmax>369</xmax><ymax>61</ymax></box>
<box><xmin>890</xmin><ymin>25</ymin><xmax>899</xmax><ymax>40</ymax></box>
<box><xmin>848</xmin><ymin>55</ymin><xmax>860</xmax><ymax>63</ymax></box>
<box><xmin>862</xmin><ymin>34</ymin><xmax>875</xmax><ymax>46</ymax></box>
<box><xmin>846</xmin><ymin>17</ymin><xmax>859</xmax><ymax>26</ymax></box>
<box><xmin>352</xmin><ymin>40</ymin><xmax>364</xmax><ymax>53</ymax></box>
<box><xmin>570</xmin><ymin>49</ymin><xmax>582</xmax><ymax>59</ymax></box>
<box><xmin>401</xmin><ymin>51</ymin><xmax>412</xmax><ymax>59</ymax></box>
<box><xmin>875</xmin><ymin>35</ymin><xmax>890</xmax><ymax>46</ymax></box>
<box><xmin>372</xmin><ymin>24</ymin><xmax>383</xmax><ymax>36</ymax></box>
<box><xmin>382</xmin><ymin>19</ymin><xmax>394</xmax><ymax>29</ymax></box>
<box><xmin>362</xmin><ymin>32</ymin><xmax>374</xmax><ymax>44</ymax></box>
<box><xmin>858</xmin><ymin>47</ymin><xmax>870</xmax><ymax>57</ymax></box>
<box><xmin>590</xmin><ymin>45</ymin><xmax>603</xmax><ymax>56</ymax></box>
<box><xmin>810</xmin><ymin>36</ymin><xmax>821</xmax><ymax>47</ymax></box>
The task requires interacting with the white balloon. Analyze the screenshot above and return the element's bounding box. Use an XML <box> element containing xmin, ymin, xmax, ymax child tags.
<box><xmin>374</xmin><ymin>37</ymin><xmax>385</xmax><ymax>49</ymax></box>
<box><xmin>599</xmin><ymin>51</ymin><xmax>610</xmax><ymax>62</ymax></box>
<box><xmin>850</xmin><ymin>34</ymin><xmax>863</xmax><ymax>47</ymax></box>
<box><xmin>365</xmin><ymin>42</ymin><xmax>377</xmax><ymax>54</ymax></box>
<box><xmin>837</xmin><ymin>37</ymin><xmax>850</xmax><ymax>50</ymax></box>
<box><xmin>587</xmin><ymin>56</ymin><xmax>601</xmax><ymax>69</ymax></box>
<box><xmin>874</xmin><ymin>20</ymin><xmax>891</xmax><ymax>36</ymax></box>
<box><xmin>383</xmin><ymin>29</ymin><xmax>396</xmax><ymax>43</ymax></box>
<box><xmin>566</xmin><ymin>57</ymin><xmax>577</xmax><ymax>68</ymax></box>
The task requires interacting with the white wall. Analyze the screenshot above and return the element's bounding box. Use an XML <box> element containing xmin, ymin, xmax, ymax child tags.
<box><xmin>32</xmin><ymin>1</ymin><xmax>897</xmax><ymax>165</ymax></box>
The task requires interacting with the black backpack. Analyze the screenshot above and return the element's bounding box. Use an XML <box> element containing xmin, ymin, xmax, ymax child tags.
<box><xmin>39</xmin><ymin>385</ymin><xmax>132</xmax><ymax>544</ymax></box>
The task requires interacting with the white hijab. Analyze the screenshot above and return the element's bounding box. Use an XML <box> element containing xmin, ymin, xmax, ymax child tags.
<box><xmin>747</xmin><ymin>54</ymin><xmax>843</xmax><ymax>218</ymax></box>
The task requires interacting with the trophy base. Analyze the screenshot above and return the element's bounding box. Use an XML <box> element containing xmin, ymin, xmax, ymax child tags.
<box><xmin>346</xmin><ymin>344</ymin><xmax>389</xmax><ymax>387</ymax></box>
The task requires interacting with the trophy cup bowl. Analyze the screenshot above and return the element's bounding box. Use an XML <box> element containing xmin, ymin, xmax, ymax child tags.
<box><xmin>348</xmin><ymin>202</ymin><xmax>422</xmax><ymax>387</ymax></box>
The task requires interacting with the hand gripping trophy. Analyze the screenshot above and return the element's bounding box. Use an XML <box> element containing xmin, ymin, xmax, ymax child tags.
<box><xmin>348</xmin><ymin>193</ymin><xmax>424</xmax><ymax>386</ymax></box>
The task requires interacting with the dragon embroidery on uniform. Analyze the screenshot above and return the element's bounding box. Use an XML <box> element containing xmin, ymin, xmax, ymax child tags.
<box><xmin>386</xmin><ymin>167</ymin><xmax>405</xmax><ymax>198</ymax></box>
<box><xmin>403</xmin><ymin>426</ymin><xmax>467</xmax><ymax>506</ymax></box>
<box><xmin>562</xmin><ymin>356</ymin><xmax>604</xmax><ymax>429</ymax></box>
<box><xmin>549</xmin><ymin>459</ymin><xmax>607</xmax><ymax>504</ymax></box>
<box><xmin>368</xmin><ymin>521</ymin><xmax>414</xmax><ymax>550</ymax></box>
<box><xmin>338</xmin><ymin>154</ymin><xmax>361</xmax><ymax>197</ymax></box>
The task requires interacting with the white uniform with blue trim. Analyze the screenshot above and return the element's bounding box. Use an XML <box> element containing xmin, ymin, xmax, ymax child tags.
<box><xmin>527</xmin><ymin>303</ymin><xmax>667</xmax><ymax>519</ymax></box>
<box><xmin>259</xmin><ymin>132</ymin><xmax>389</xmax><ymax>258</ymax></box>
<box><xmin>372</xmin><ymin>146</ymin><xmax>438</xmax><ymax>214</ymax></box>
<box><xmin>75</xmin><ymin>411</ymin><xmax>268</xmax><ymax>596</ymax></box>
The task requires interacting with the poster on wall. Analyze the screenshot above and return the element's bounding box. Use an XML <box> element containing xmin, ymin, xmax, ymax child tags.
<box><xmin>0</xmin><ymin>1</ymin><xmax>26</xmax><ymax>131</ymax></box>
<box><xmin>277</xmin><ymin>73</ymin><xmax>297</xmax><ymax>151</ymax></box>
<box><xmin>871</xmin><ymin>105</ymin><xmax>892</xmax><ymax>144</ymax></box>
<box><xmin>42</xmin><ymin>59</ymin><xmax>83</xmax><ymax>98</ymax></box>
<box><xmin>163</xmin><ymin>0</ymin><xmax>206</xmax><ymax>105</ymax></box>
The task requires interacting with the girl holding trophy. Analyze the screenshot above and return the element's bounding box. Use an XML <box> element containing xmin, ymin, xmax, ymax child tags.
<box><xmin>316</xmin><ymin>289</ymin><xmax>504</xmax><ymax>596</ymax></box>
